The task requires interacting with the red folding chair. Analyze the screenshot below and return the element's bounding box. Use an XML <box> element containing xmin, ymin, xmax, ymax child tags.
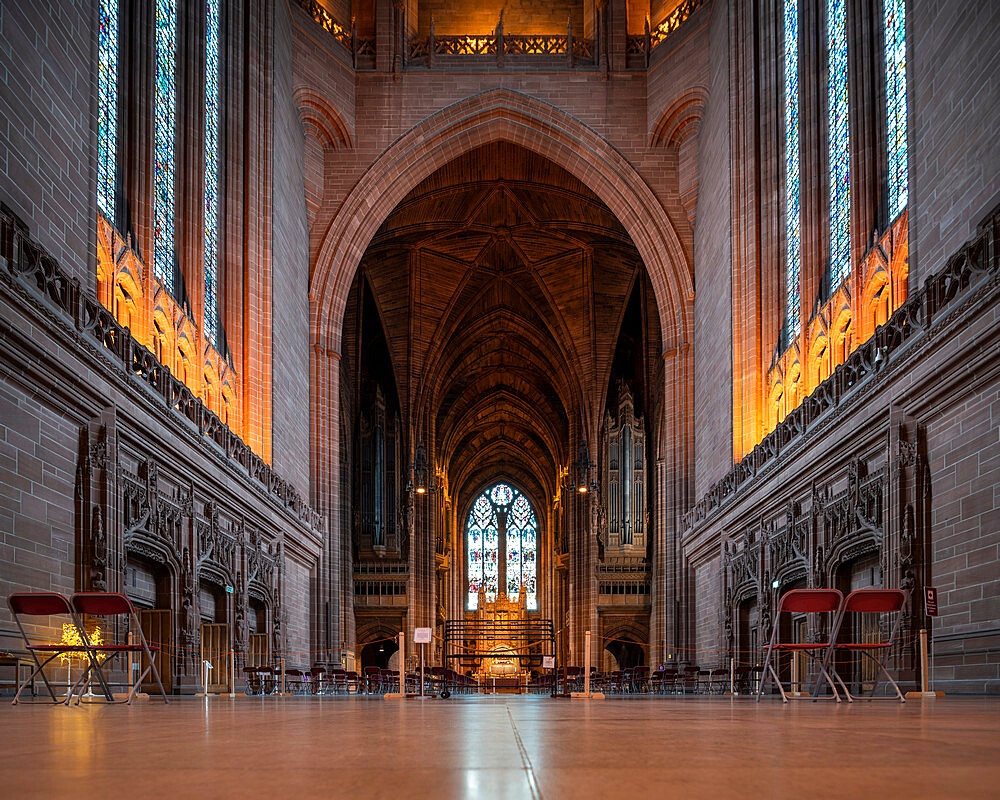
<box><xmin>7</xmin><ymin>592</ymin><xmax>113</xmax><ymax>704</ymax></box>
<box><xmin>633</xmin><ymin>665</ymin><xmax>651</xmax><ymax>693</ymax></box>
<box><xmin>756</xmin><ymin>588</ymin><xmax>844</xmax><ymax>703</ymax></box>
<box><xmin>70</xmin><ymin>592</ymin><xmax>169</xmax><ymax>703</ymax></box>
<box><xmin>243</xmin><ymin>666</ymin><xmax>263</xmax><ymax>695</ymax></box>
<box><xmin>817</xmin><ymin>589</ymin><xmax>908</xmax><ymax>703</ymax></box>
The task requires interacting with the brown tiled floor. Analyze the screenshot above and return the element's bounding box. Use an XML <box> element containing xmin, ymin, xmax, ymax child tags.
<box><xmin>2</xmin><ymin>695</ymin><xmax>999</xmax><ymax>799</ymax></box>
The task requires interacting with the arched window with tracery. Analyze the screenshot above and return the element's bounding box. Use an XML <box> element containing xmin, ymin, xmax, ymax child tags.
<box><xmin>467</xmin><ymin>483</ymin><xmax>537</xmax><ymax>611</ymax></box>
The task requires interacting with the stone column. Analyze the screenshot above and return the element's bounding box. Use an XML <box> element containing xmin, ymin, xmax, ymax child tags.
<box><xmin>608</xmin><ymin>0</ymin><xmax>627</xmax><ymax>72</ymax></box>
<box><xmin>888</xmin><ymin>406</ymin><xmax>924</xmax><ymax>681</ymax></box>
<box><xmin>567</xmin><ymin>434</ymin><xmax>599</xmax><ymax>665</ymax></box>
<box><xmin>375</xmin><ymin>0</ymin><xmax>394</xmax><ymax>73</ymax></box>
<box><xmin>78</xmin><ymin>409</ymin><xmax>120</xmax><ymax>596</ymax></box>
<box><xmin>648</xmin><ymin>455</ymin><xmax>667</xmax><ymax>658</ymax></box>
<box><xmin>660</xmin><ymin>342</ymin><xmax>692</xmax><ymax>652</ymax></box>
<box><xmin>311</xmin><ymin>343</ymin><xmax>343</xmax><ymax>666</ymax></box>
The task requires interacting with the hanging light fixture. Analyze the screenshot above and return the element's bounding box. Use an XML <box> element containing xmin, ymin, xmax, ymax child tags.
<box><xmin>408</xmin><ymin>442</ymin><xmax>434</xmax><ymax>495</ymax></box>
<box><xmin>407</xmin><ymin>252</ymin><xmax>434</xmax><ymax>496</ymax></box>
<box><xmin>570</xmin><ymin>438</ymin><xmax>597</xmax><ymax>494</ymax></box>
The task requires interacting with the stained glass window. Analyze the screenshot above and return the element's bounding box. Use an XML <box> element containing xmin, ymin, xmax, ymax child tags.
<box><xmin>783</xmin><ymin>0</ymin><xmax>802</xmax><ymax>338</ymax></box>
<box><xmin>490</xmin><ymin>484</ymin><xmax>512</xmax><ymax>505</ymax></box>
<box><xmin>97</xmin><ymin>0</ymin><xmax>118</xmax><ymax>220</ymax></box>
<box><xmin>884</xmin><ymin>0</ymin><xmax>908</xmax><ymax>219</ymax></box>
<box><xmin>827</xmin><ymin>0</ymin><xmax>851</xmax><ymax>288</ymax></box>
<box><xmin>203</xmin><ymin>0</ymin><xmax>221</xmax><ymax>344</ymax></box>
<box><xmin>153</xmin><ymin>0</ymin><xmax>177</xmax><ymax>289</ymax></box>
<box><xmin>510</xmin><ymin>494</ymin><xmax>537</xmax><ymax>604</ymax></box>
<box><xmin>467</xmin><ymin>483</ymin><xmax>537</xmax><ymax>611</ymax></box>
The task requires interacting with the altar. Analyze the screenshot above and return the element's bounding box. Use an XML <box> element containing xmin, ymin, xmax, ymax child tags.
<box><xmin>474</xmin><ymin>586</ymin><xmax>528</xmax><ymax>691</ymax></box>
<box><xmin>443</xmin><ymin>587</ymin><xmax>557</xmax><ymax>694</ymax></box>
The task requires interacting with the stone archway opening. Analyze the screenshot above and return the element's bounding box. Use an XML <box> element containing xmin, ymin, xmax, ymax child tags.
<box><xmin>604</xmin><ymin>638</ymin><xmax>646</xmax><ymax>670</ymax></box>
<box><xmin>360</xmin><ymin>638</ymin><xmax>399</xmax><ymax>671</ymax></box>
<box><xmin>314</xmin><ymin>91</ymin><xmax>695</xmax><ymax>665</ymax></box>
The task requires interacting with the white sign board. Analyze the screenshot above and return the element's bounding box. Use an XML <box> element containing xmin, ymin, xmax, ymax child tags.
<box><xmin>414</xmin><ymin>627</ymin><xmax>433</xmax><ymax>644</ymax></box>
<box><xmin>542</xmin><ymin>656</ymin><xmax>555</xmax><ymax>669</ymax></box>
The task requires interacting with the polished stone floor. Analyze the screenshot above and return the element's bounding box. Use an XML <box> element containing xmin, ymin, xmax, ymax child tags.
<box><xmin>2</xmin><ymin>695</ymin><xmax>999</xmax><ymax>799</ymax></box>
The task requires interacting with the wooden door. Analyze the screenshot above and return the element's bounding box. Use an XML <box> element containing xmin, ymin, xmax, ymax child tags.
<box><xmin>138</xmin><ymin>609</ymin><xmax>172</xmax><ymax>693</ymax></box>
<box><xmin>857</xmin><ymin>613</ymin><xmax>880</xmax><ymax>690</ymax></box>
<box><xmin>201</xmin><ymin>623</ymin><xmax>230</xmax><ymax>693</ymax></box>
<box><xmin>793</xmin><ymin>618</ymin><xmax>808</xmax><ymax>693</ymax></box>
<box><xmin>248</xmin><ymin>633</ymin><xmax>269</xmax><ymax>667</ymax></box>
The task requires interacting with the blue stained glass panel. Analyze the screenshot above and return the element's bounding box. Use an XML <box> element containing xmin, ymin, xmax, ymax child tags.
<box><xmin>153</xmin><ymin>0</ymin><xmax>177</xmax><ymax>289</ymax></box>
<box><xmin>203</xmin><ymin>0</ymin><xmax>221</xmax><ymax>344</ymax></box>
<box><xmin>828</xmin><ymin>0</ymin><xmax>851</xmax><ymax>288</ymax></box>
<box><xmin>885</xmin><ymin>0</ymin><xmax>908</xmax><ymax>219</ymax></box>
<box><xmin>784</xmin><ymin>0</ymin><xmax>802</xmax><ymax>338</ymax></box>
<box><xmin>97</xmin><ymin>0</ymin><xmax>118</xmax><ymax>220</ymax></box>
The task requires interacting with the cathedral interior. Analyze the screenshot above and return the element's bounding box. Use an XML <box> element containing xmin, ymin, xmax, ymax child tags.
<box><xmin>1</xmin><ymin>0</ymin><xmax>998</xmax><ymax>796</ymax></box>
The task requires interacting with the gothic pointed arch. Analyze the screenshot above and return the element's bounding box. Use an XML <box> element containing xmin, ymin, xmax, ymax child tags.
<box><xmin>310</xmin><ymin>88</ymin><xmax>693</xmax><ymax>354</ymax></box>
<box><xmin>294</xmin><ymin>88</ymin><xmax>353</xmax><ymax>150</ymax></box>
<box><xmin>650</xmin><ymin>88</ymin><xmax>709</xmax><ymax>149</ymax></box>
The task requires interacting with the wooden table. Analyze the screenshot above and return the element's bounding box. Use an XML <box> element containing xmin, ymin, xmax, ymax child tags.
<box><xmin>0</xmin><ymin>652</ymin><xmax>35</xmax><ymax>698</ymax></box>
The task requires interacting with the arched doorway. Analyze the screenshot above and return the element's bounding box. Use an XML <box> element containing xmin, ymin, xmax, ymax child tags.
<box><xmin>737</xmin><ymin>595</ymin><xmax>758</xmax><ymax>667</ymax></box>
<box><xmin>311</xmin><ymin>91</ymin><xmax>695</xmax><ymax>663</ymax></box>
<box><xmin>360</xmin><ymin>638</ymin><xmax>399</xmax><ymax>670</ymax></box>
<box><xmin>199</xmin><ymin>578</ymin><xmax>230</xmax><ymax>692</ymax></box>
<box><xmin>124</xmin><ymin>552</ymin><xmax>174</xmax><ymax>692</ymax></box>
<box><xmin>604</xmin><ymin>638</ymin><xmax>645</xmax><ymax>670</ymax></box>
<box><xmin>247</xmin><ymin>594</ymin><xmax>270</xmax><ymax>666</ymax></box>
<box><xmin>834</xmin><ymin>552</ymin><xmax>881</xmax><ymax>692</ymax></box>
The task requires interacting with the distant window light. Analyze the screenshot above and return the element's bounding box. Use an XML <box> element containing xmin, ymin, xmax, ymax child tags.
<box><xmin>783</xmin><ymin>0</ymin><xmax>802</xmax><ymax>338</ymax></box>
<box><xmin>827</xmin><ymin>0</ymin><xmax>851</xmax><ymax>289</ymax></box>
<box><xmin>203</xmin><ymin>0</ymin><xmax>221</xmax><ymax>345</ymax></box>
<box><xmin>153</xmin><ymin>0</ymin><xmax>177</xmax><ymax>289</ymax></box>
<box><xmin>467</xmin><ymin>483</ymin><xmax>537</xmax><ymax>611</ymax></box>
<box><xmin>97</xmin><ymin>0</ymin><xmax>118</xmax><ymax>220</ymax></box>
<box><xmin>885</xmin><ymin>0</ymin><xmax>908</xmax><ymax>219</ymax></box>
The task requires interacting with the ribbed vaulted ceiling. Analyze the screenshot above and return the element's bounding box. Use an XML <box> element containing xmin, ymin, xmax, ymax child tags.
<box><xmin>354</xmin><ymin>142</ymin><xmax>654</xmax><ymax>513</ymax></box>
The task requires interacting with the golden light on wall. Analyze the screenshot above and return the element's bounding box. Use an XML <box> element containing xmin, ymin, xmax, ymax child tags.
<box><xmin>649</xmin><ymin>0</ymin><xmax>709</xmax><ymax>45</ymax></box>
<box><xmin>758</xmin><ymin>212</ymin><xmax>909</xmax><ymax>442</ymax></box>
<box><xmin>96</xmin><ymin>212</ymin><xmax>261</xmax><ymax>460</ymax></box>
